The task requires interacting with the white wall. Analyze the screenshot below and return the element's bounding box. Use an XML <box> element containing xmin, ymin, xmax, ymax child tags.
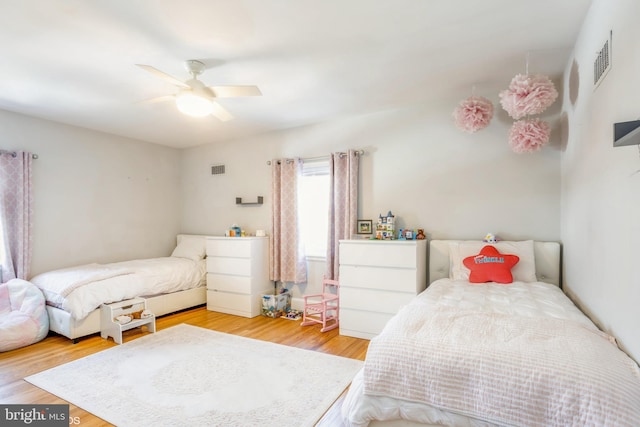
<box><xmin>560</xmin><ymin>0</ymin><xmax>640</xmax><ymax>361</ymax></box>
<box><xmin>181</xmin><ymin>93</ymin><xmax>562</xmax><ymax>297</ymax></box>
<box><xmin>0</xmin><ymin>109</ymin><xmax>183</xmax><ymax>276</ymax></box>
<box><xmin>182</xmin><ymin>101</ymin><xmax>561</xmax><ymax>241</ymax></box>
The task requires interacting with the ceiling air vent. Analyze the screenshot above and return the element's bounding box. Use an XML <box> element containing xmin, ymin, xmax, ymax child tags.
<box><xmin>211</xmin><ymin>164</ymin><xmax>225</xmax><ymax>175</ymax></box>
<box><xmin>594</xmin><ymin>31</ymin><xmax>612</xmax><ymax>89</ymax></box>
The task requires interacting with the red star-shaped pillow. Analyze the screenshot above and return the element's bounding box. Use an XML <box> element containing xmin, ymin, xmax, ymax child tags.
<box><xmin>462</xmin><ymin>245</ymin><xmax>520</xmax><ymax>284</ymax></box>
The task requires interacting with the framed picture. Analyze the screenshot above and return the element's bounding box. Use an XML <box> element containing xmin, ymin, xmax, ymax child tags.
<box><xmin>357</xmin><ymin>219</ymin><xmax>373</xmax><ymax>234</ymax></box>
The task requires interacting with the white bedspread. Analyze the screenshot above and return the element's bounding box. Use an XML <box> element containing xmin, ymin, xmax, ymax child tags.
<box><xmin>30</xmin><ymin>263</ymin><xmax>135</xmax><ymax>298</ymax></box>
<box><xmin>31</xmin><ymin>257</ymin><xmax>206</xmax><ymax>320</ymax></box>
<box><xmin>343</xmin><ymin>279</ymin><xmax>640</xmax><ymax>426</ymax></box>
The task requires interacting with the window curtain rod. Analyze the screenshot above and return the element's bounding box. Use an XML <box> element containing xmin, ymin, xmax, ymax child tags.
<box><xmin>0</xmin><ymin>149</ymin><xmax>38</xmax><ymax>159</ymax></box>
<box><xmin>267</xmin><ymin>149</ymin><xmax>364</xmax><ymax>165</ymax></box>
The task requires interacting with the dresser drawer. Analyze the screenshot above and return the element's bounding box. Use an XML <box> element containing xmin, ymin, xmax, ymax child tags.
<box><xmin>340</xmin><ymin>241</ymin><xmax>419</xmax><ymax>268</ymax></box>
<box><xmin>339</xmin><ymin>265</ymin><xmax>418</xmax><ymax>292</ymax></box>
<box><xmin>206</xmin><ymin>257</ymin><xmax>253</xmax><ymax>276</ymax></box>
<box><xmin>206</xmin><ymin>239</ymin><xmax>253</xmax><ymax>258</ymax></box>
<box><xmin>206</xmin><ymin>290</ymin><xmax>262</xmax><ymax>318</ymax></box>
<box><xmin>341</xmin><ymin>287</ymin><xmax>414</xmax><ymax>314</ymax></box>
<box><xmin>339</xmin><ymin>309</ymin><xmax>393</xmax><ymax>339</ymax></box>
<box><xmin>206</xmin><ymin>273</ymin><xmax>253</xmax><ymax>294</ymax></box>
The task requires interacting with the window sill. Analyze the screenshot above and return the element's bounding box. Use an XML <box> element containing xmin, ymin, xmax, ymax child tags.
<box><xmin>305</xmin><ymin>255</ymin><xmax>326</xmax><ymax>262</ymax></box>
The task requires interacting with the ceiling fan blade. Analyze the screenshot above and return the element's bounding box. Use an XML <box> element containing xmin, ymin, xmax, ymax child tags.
<box><xmin>209</xmin><ymin>85</ymin><xmax>262</xmax><ymax>98</ymax></box>
<box><xmin>211</xmin><ymin>101</ymin><xmax>234</xmax><ymax>122</ymax></box>
<box><xmin>137</xmin><ymin>95</ymin><xmax>175</xmax><ymax>104</ymax></box>
<box><xmin>136</xmin><ymin>64</ymin><xmax>190</xmax><ymax>89</ymax></box>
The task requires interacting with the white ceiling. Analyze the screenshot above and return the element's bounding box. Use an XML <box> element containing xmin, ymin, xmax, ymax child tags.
<box><xmin>0</xmin><ymin>0</ymin><xmax>592</xmax><ymax>149</ymax></box>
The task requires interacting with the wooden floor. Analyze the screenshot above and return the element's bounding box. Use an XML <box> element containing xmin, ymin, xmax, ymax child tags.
<box><xmin>0</xmin><ymin>306</ymin><xmax>369</xmax><ymax>426</ymax></box>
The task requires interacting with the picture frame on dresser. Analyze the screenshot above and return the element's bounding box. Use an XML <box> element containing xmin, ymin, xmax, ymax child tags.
<box><xmin>357</xmin><ymin>219</ymin><xmax>373</xmax><ymax>234</ymax></box>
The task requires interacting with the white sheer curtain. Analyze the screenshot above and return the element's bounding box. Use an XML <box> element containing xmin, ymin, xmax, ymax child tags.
<box><xmin>270</xmin><ymin>158</ymin><xmax>307</xmax><ymax>284</ymax></box>
<box><xmin>0</xmin><ymin>151</ymin><xmax>33</xmax><ymax>282</ymax></box>
<box><xmin>325</xmin><ymin>150</ymin><xmax>359</xmax><ymax>280</ymax></box>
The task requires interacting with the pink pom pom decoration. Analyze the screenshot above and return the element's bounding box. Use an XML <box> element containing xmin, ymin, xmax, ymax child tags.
<box><xmin>508</xmin><ymin>118</ymin><xmax>551</xmax><ymax>153</ymax></box>
<box><xmin>499</xmin><ymin>74</ymin><xmax>558</xmax><ymax>119</ymax></box>
<box><xmin>453</xmin><ymin>96</ymin><xmax>494</xmax><ymax>133</ymax></box>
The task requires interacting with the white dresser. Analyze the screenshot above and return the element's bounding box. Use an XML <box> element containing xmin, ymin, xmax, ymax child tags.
<box><xmin>338</xmin><ymin>239</ymin><xmax>427</xmax><ymax>339</ymax></box>
<box><xmin>205</xmin><ymin>236</ymin><xmax>272</xmax><ymax>318</ymax></box>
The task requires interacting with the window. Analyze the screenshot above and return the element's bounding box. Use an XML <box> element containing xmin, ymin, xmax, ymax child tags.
<box><xmin>298</xmin><ymin>159</ymin><xmax>330</xmax><ymax>258</ymax></box>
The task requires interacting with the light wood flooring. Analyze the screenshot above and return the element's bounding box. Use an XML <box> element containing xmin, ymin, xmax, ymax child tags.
<box><xmin>0</xmin><ymin>305</ymin><xmax>369</xmax><ymax>426</ymax></box>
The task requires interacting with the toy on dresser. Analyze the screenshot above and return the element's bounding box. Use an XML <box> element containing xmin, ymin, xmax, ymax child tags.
<box><xmin>375</xmin><ymin>211</ymin><xmax>395</xmax><ymax>240</ymax></box>
<box><xmin>375</xmin><ymin>211</ymin><xmax>426</xmax><ymax>241</ymax></box>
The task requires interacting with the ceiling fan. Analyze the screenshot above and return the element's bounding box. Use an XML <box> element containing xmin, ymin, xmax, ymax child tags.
<box><xmin>136</xmin><ymin>59</ymin><xmax>262</xmax><ymax>120</ymax></box>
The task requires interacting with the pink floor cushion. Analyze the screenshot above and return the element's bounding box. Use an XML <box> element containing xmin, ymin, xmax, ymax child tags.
<box><xmin>0</xmin><ymin>279</ymin><xmax>49</xmax><ymax>352</ymax></box>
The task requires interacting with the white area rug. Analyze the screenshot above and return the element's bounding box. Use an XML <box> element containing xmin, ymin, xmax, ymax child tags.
<box><xmin>25</xmin><ymin>324</ymin><xmax>362</xmax><ymax>427</ymax></box>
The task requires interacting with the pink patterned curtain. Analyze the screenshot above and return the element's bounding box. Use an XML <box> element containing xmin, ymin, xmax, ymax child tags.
<box><xmin>270</xmin><ymin>158</ymin><xmax>307</xmax><ymax>284</ymax></box>
<box><xmin>325</xmin><ymin>150</ymin><xmax>359</xmax><ymax>280</ymax></box>
<box><xmin>0</xmin><ymin>151</ymin><xmax>33</xmax><ymax>282</ymax></box>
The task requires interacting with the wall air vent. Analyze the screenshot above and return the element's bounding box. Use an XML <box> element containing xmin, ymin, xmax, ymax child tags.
<box><xmin>211</xmin><ymin>164</ymin><xmax>225</xmax><ymax>175</ymax></box>
<box><xmin>594</xmin><ymin>31</ymin><xmax>612</xmax><ymax>89</ymax></box>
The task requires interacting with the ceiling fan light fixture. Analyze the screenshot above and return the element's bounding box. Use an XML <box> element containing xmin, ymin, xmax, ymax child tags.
<box><xmin>175</xmin><ymin>92</ymin><xmax>213</xmax><ymax>117</ymax></box>
<box><xmin>137</xmin><ymin>60</ymin><xmax>260</xmax><ymax>121</ymax></box>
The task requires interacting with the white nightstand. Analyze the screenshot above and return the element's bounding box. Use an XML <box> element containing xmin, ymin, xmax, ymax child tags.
<box><xmin>100</xmin><ymin>298</ymin><xmax>156</xmax><ymax>344</ymax></box>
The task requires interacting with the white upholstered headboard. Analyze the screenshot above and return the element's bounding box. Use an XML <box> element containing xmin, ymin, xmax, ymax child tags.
<box><xmin>429</xmin><ymin>240</ymin><xmax>561</xmax><ymax>287</ymax></box>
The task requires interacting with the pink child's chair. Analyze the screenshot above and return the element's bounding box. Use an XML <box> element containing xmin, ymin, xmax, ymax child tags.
<box><xmin>301</xmin><ymin>277</ymin><xmax>339</xmax><ymax>332</ymax></box>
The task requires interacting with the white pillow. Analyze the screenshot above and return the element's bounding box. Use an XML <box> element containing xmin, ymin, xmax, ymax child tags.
<box><xmin>449</xmin><ymin>240</ymin><xmax>537</xmax><ymax>283</ymax></box>
<box><xmin>171</xmin><ymin>236</ymin><xmax>205</xmax><ymax>262</ymax></box>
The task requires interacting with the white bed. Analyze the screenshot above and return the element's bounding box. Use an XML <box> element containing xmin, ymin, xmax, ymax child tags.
<box><xmin>30</xmin><ymin>234</ymin><xmax>208</xmax><ymax>341</ymax></box>
<box><xmin>341</xmin><ymin>240</ymin><xmax>640</xmax><ymax>427</ymax></box>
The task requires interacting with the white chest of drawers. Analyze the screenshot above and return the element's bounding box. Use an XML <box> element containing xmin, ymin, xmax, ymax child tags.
<box><xmin>338</xmin><ymin>239</ymin><xmax>427</xmax><ymax>339</ymax></box>
<box><xmin>205</xmin><ymin>236</ymin><xmax>272</xmax><ymax>318</ymax></box>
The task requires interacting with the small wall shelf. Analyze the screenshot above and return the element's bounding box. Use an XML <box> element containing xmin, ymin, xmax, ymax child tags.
<box><xmin>614</xmin><ymin>120</ymin><xmax>640</xmax><ymax>147</ymax></box>
<box><xmin>236</xmin><ymin>196</ymin><xmax>264</xmax><ymax>205</ymax></box>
